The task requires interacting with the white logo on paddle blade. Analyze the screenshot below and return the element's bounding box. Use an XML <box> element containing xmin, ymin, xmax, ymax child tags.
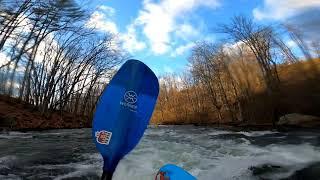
<box><xmin>120</xmin><ymin>90</ymin><xmax>138</xmax><ymax>112</ymax></box>
<box><xmin>95</xmin><ymin>130</ymin><xmax>112</xmax><ymax>145</ymax></box>
<box><xmin>124</xmin><ymin>90</ymin><xmax>137</xmax><ymax>104</ymax></box>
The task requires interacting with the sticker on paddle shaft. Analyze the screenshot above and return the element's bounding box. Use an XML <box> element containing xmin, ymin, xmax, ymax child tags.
<box><xmin>95</xmin><ymin>130</ymin><xmax>112</xmax><ymax>145</ymax></box>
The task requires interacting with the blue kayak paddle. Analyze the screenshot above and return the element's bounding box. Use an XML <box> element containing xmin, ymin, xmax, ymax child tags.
<box><xmin>92</xmin><ymin>59</ymin><xmax>159</xmax><ymax>180</ymax></box>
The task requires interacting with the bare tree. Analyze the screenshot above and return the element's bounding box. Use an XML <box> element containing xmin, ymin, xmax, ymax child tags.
<box><xmin>219</xmin><ymin>15</ymin><xmax>280</xmax><ymax>126</ymax></box>
<box><xmin>284</xmin><ymin>24</ymin><xmax>312</xmax><ymax>60</ymax></box>
<box><xmin>0</xmin><ymin>0</ymin><xmax>125</xmax><ymax>124</ymax></box>
<box><xmin>189</xmin><ymin>42</ymin><xmax>224</xmax><ymax>122</ymax></box>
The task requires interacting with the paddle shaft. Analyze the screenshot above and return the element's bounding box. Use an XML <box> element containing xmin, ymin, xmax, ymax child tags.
<box><xmin>101</xmin><ymin>171</ymin><xmax>113</xmax><ymax>180</ymax></box>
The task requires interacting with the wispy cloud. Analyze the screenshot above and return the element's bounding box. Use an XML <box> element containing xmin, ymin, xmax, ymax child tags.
<box><xmin>85</xmin><ymin>6</ymin><xmax>146</xmax><ymax>53</ymax></box>
<box><xmin>85</xmin><ymin>1</ymin><xmax>220</xmax><ymax>56</ymax></box>
<box><xmin>97</xmin><ymin>5</ymin><xmax>116</xmax><ymax>15</ymax></box>
<box><xmin>171</xmin><ymin>42</ymin><xmax>195</xmax><ymax>57</ymax></box>
<box><xmin>120</xmin><ymin>24</ymin><xmax>146</xmax><ymax>53</ymax></box>
<box><xmin>132</xmin><ymin>0</ymin><xmax>220</xmax><ymax>55</ymax></box>
<box><xmin>175</xmin><ymin>23</ymin><xmax>200</xmax><ymax>42</ymax></box>
<box><xmin>85</xmin><ymin>6</ymin><xmax>118</xmax><ymax>34</ymax></box>
<box><xmin>286</xmin><ymin>40</ymin><xmax>297</xmax><ymax>48</ymax></box>
<box><xmin>253</xmin><ymin>0</ymin><xmax>320</xmax><ymax>20</ymax></box>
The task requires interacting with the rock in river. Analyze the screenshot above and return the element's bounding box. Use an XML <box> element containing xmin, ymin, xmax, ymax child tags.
<box><xmin>277</xmin><ymin>113</ymin><xmax>320</xmax><ymax>128</ymax></box>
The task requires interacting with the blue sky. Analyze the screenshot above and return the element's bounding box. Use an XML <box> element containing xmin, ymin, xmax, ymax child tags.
<box><xmin>84</xmin><ymin>0</ymin><xmax>320</xmax><ymax>76</ymax></box>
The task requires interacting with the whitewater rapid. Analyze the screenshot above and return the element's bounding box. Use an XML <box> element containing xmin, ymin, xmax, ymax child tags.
<box><xmin>0</xmin><ymin>126</ymin><xmax>319</xmax><ymax>179</ymax></box>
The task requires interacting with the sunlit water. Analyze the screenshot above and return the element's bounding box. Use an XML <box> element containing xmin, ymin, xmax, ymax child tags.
<box><xmin>0</xmin><ymin>126</ymin><xmax>319</xmax><ymax>180</ymax></box>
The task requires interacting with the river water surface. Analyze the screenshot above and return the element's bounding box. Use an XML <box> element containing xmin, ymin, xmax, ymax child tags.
<box><xmin>0</xmin><ymin>126</ymin><xmax>320</xmax><ymax>180</ymax></box>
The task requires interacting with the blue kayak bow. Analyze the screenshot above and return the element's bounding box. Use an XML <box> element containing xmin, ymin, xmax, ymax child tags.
<box><xmin>92</xmin><ymin>59</ymin><xmax>159</xmax><ymax>180</ymax></box>
<box><xmin>156</xmin><ymin>164</ymin><xmax>197</xmax><ymax>180</ymax></box>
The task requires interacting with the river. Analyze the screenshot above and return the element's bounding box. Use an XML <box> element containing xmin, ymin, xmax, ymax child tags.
<box><xmin>0</xmin><ymin>126</ymin><xmax>319</xmax><ymax>180</ymax></box>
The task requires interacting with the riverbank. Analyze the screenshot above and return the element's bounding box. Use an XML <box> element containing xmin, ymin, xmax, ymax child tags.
<box><xmin>158</xmin><ymin>122</ymin><xmax>320</xmax><ymax>132</ymax></box>
<box><xmin>0</xmin><ymin>95</ymin><xmax>90</xmax><ymax>131</ymax></box>
<box><xmin>1</xmin><ymin>94</ymin><xmax>319</xmax><ymax>132</ymax></box>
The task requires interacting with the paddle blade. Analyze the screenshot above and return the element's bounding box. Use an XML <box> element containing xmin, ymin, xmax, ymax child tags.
<box><xmin>92</xmin><ymin>59</ymin><xmax>159</xmax><ymax>173</ymax></box>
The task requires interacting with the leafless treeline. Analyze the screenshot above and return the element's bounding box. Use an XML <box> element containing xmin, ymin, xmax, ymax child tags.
<box><xmin>152</xmin><ymin>16</ymin><xmax>320</xmax><ymax>126</ymax></box>
<box><xmin>0</xmin><ymin>0</ymin><xmax>124</xmax><ymax>118</ymax></box>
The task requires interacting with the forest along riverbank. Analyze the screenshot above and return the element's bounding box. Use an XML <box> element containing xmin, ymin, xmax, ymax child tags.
<box><xmin>0</xmin><ymin>126</ymin><xmax>320</xmax><ymax>180</ymax></box>
<box><xmin>1</xmin><ymin>94</ymin><xmax>320</xmax><ymax>132</ymax></box>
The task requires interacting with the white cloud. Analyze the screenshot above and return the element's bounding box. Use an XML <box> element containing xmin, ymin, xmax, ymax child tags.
<box><xmin>171</xmin><ymin>42</ymin><xmax>195</xmax><ymax>57</ymax></box>
<box><xmin>85</xmin><ymin>9</ymin><xmax>118</xmax><ymax>34</ymax></box>
<box><xmin>85</xmin><ymin>7</ymin><xmax>146</xmax><ymax>53</ymax></box>
<box><xmin>134</xmin><ymin>0</ymin><xmax>220</xmax><ymax>54</ymax></box>
<box><xmin>120</xmin><ymin>25</ymin><xmax>146</xmax><ymax>53</ymax></box>
<box><xmin>97</xmin><ymin>5</ymin><xmax>116</xmax><ymax>15</ymax></box>
<box><xmin>0</xmin><ymin>51</ymin><xmax>24</xmax><ymax>73</ymax></box>
<box><xmin>222</xmin><ymin>41</ymin><xmax>253</xmax><ymax>56</ymax></box>
<box><xmin>286</xmin><ymin>40</ymin><xmax>297</xmax><ymax>48</ymax></box>
<box><xmin>0</xmin><ymin>52</ymin><xmax>10</xmax><ymax>67</ymax></box>
<box><xmin>175</xmin><ymin>23</ymin><xmax>199</xmax><ymax>41</ymax></box>
<box><xmin>253</xmin><ymin>0</ymin><xmax>320</xmax><ymax>20</ymax></box>
<box><xmin>85</xmin><ymin>2</ymin><xmax>219</xmax><ymax>55</ymax></box>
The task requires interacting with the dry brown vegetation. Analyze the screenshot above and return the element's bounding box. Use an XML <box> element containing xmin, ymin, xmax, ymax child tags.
<box><xmin>151</xmin><ymin>16</ymin><xmax>320</xmax><ymax>127</ymax></box>
<box><xmin>151</xmin><ymin>58</ymin><xmax>320</xmax><ymax>126</ymax></box>
<box><xmin>0</xmin><ymin>95</ymin><xmax>90</xmax><ymax>130</ymax></box>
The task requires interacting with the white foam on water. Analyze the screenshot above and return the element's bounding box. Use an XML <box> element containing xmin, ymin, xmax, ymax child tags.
<box><xmin>1</xmin><ymin>128</ymin><xmax>319</xmax><ymax>180</ymax></box>
<box><xmin>110</xmin><ymin>133</ymin><xmax>320</xmax><ymax>180</ymax></box>
<box><xmin>205</xmin><ymin>129</ymin><xmax>277</xmax><ymax>137</ymax></box>
<box><xmin>0</xmin><ymin>155</ymin><xmax>18</xmax><ymax>169</ymax></box>
<box><xmin>237</xmin><ymin>131</ymin><xmax>277</xmax><ymax>137</ymax></box>
<box><xmin>0</xmin><ymin>156</ymin><xmax>17</xmax><ymax>164</ymax></box>
<box><xmin>144</xmin><ymin>129</ymin><xmax>167</xmax><ymax>136</ymax></box>
<box><xmin>0</xmin><ymin>132</ymin><xmax>32</xmax><ymax>139</ymax></box>
<box><xmin>267</xmin><ymin>143</ymin><xmax>320</xmax><ymax>164</ymax></box>
<box><xmin>53</xmin><ymin>163</ymin><xmax>101</xmax><ymax>180</ymax></box>
<box><xmin>0</xmin><ymin>174</ymin><xmax>22</xmax><ymax>180</ymax></box>
<box><xmin>8</xmin><ymin>132</ymin><xmax>31</xmax><ymax>135</ymax></box>
<box><xmin>207</xmin><ymin>130</ymin><xmax>231</xmax><ymax>136</ymax></box>
<box><xmin>27</xmin><ymin>158</ymin><xmax>101</xmax><ymax>180</ymax></box>
<box><xmin>39</xmin><ymin>132</ymin><xmax>64</xmax><ymax>135</ymax></box>
<box><xmin>0</xmin><ymin>156</ymin><xmax>19</xmax><ymax>180</ymax></box>
<box><xmin>50</xmin><ymin>135</ymin><xmax>318</xmax><ymax>180</ymax></box>
<box><xmin>198</xmin><ymin>142</ymin><xmax>320</xmax><ymax>179</ymax></box>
